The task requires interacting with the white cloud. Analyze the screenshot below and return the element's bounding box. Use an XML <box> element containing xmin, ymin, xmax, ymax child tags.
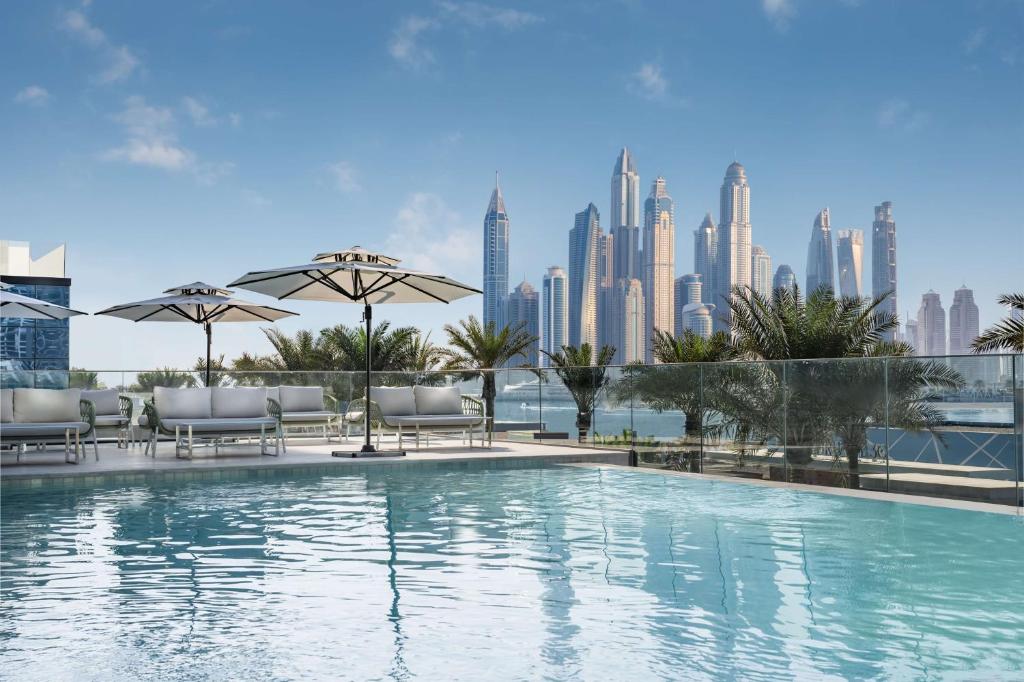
<box><xmin>630</xmin><ymin>63</ymin><xmax>668</xmax><ymax>100</ymax></box>
<box><xmin>762</xmin><ymin>0</ymin><xmax>795</xmax><ymax>31</ymax></box>
<box><xmin>385</xmin><ymin>193</ymin><xmax>477</xmax><ymax>278</ymax></box>
<box><xmin>102</xmin><ymin>139</ymin><xmax>194</xmax><ymax>170</ymax></box>
<box><xmin>389</xmin><ymin>16</ymin><xmax>439</xmax><ymax>69</ymax></box>
<box><xmin>963</xmin><ymin>27</ymin><xmax>988</xmax><ymax>55</ymax></box>
<box><xmin>241</xmin><ymin>189</ymin><xmax>271</xmax><ymax>207</ymax></box>
<box><xmin>877</xmin><ymin>98</ymin><xmax>929</xmax><ymax>132</ymax></box>
<box><xmin>437</xmin><ymin>1</ymin><xmax>541</xmax><ymax>29</ymax></box>
<box><xmin>182</xmin><ymin>96</ymin><xmax>215</xmax><ymax>126</ymax></box>
<box><xmin>14</xmin><ymin>85</ymin><xmax>51</xmax><ymax>106</ymax></box>
<box><xmin>328</xmin><ymin>161</ymin><xmax>363</xmax><ymax>193</ymax></box>
<box><xmin>58</xmin><ymin>9</ymin><xmax>141</xmax><ymax>83</ymax></box>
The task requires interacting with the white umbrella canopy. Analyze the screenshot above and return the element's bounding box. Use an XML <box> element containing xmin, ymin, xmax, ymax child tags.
<box><xmin>228</xmin><ymin>246</ymin><xmax>481</xmax><ymax>456</ymax></box>
<box><xmin>0</xmin><ymin>282</ymin><xmax>87</xmax><ymax>320</ymax></box>
<box><xmin>95</xmin><ymin>282</ymin><xmax>297</xmax><ymax>385</ymax></box>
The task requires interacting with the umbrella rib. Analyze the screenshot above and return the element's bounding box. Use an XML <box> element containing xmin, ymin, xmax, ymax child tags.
<box><xmin>3</xmin><ymin>302</ymin><xmax>61</xmax><ymax>320</ymax></box>
<box><xmin>384</xmin><ymin>274</ymin><xmax>452</xmax><ymax>304</ymax></box>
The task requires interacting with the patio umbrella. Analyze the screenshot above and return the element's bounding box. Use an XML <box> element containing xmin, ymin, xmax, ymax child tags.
<box><xmin>228</xmin><ymin>246</ymin><xmax>481</xmax><ymax>457</ymax></box>
<box><xmin>0</xmin><ymin>282</ymin><xmax>87</xmax><ymax>319</ymax></box>
<box><xmin>95</xmin><ymin>282</ymin><xmax>297</xmax><ymax>386</ymax></box>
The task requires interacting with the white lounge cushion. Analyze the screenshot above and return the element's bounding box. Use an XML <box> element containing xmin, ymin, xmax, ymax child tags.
<box><xmin>81</xmin><ymin>388</ymin><xmax>120</xmax><ymax>416</ymax></box>
<box><xmin>154</xmin><ymin>387</ymin><xmax>211</xmax><ymax>420</ymax></box>
<box><xmin>414</xmin><ymin>386</ymin><xmax>462</xmax><ymax>416</ymax></box>
<box><xmin>160</xmin><ymin>417</ymin><xmax>277</xmax><ymax>433</ymax></box>
<box><xmin>13</xmin><ymin>388</ymin><xmax>81</xmax><ymax>423</ymax></box>
<box><xmin>1</xmin><ymin>421</ymin><xmax>90</xmax><ymax>438</ymax></box>
<box><xmin>279</xmin><ymin>386</ymin><xmax>324</xmax><ymax>412</ymax></box>
<box><xmin>281</xmin><ymin>410</ymin><xmax>335</xmax><ymax>423</ymax></box>
<box><xmin>369</xmin><ymin>386</ymin><xmax>416</xmax><ymax>416</ymax></box>
<box><xmin>1</xmin><ymin>388</ymin><xmax>12</xmax><ymax>423</ymax></box>
<box><xmin>212</xmin><ymin>387</ymin><xmax>267</xmax><ymax>418</ymax></box>
<box><xmin>382</xmin><ymin>414</ymin><xmax>483</xmax><ymax>428</ymax></box>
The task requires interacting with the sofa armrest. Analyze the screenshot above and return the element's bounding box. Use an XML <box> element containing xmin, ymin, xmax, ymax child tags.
<box><xmin>346</xmin><ymin>398</ymin><xmax>383</xmax><ymax>425</ymax></box>
<box><xmin>142</xmin><ymin>400</ymin><xmax>159</xmax><ymax>433</ymax></box>
<box><xmin>461</xmin><ymin>395</ymin><xmax>485</xmax><ymax>418</ymax></box>
<box><xmin>118</xmin><ymin>395</ymin><xmax>134</xmax><ymax>420</ymax></box>
<box><xmin>267</xmin><ymin>397</ymin><xmax>282</xmax><ymax>422</ymax></box>
<box><xmin>79</xmin><ymin>399</ymin><xmax>96</xmax><ymax>436</ymax></box>
<box><xmin>323</xmin><ymin>393</ymin><xmax>339</xmax><ymax>413</ymax></box>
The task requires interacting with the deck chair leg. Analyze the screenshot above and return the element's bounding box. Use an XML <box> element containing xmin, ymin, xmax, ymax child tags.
<box><xmin>93</xmin><ymin>432</ymin><xmax>100</xmax><ymax>461</ymax></box>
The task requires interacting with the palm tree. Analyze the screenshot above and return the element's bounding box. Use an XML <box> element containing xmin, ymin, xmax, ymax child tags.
<box><xmin>133</xmin><ymin>368</ymin><xmax>196</xmax><ymax>392</ymax></box>
<box><xmin>408</xmin><ymin>332</ymin><xmax>446</xmax><ymax>385</ymax></box>
<box><xmin>320</xmin><ymin>321</ymin><xmax>418</xmax><ymax>373</ymax></box>
<box><xmin>193</xmin><ymin>354</ymin><xmax>228</xmax><ymax>387</ymax></box>
<box><xmin>441</xmin><ymin>316</ymin><xmax>537</xmax><ymax>436</ymax></box>
<box><xmin>69</xmin><ymin>368</ymin><xmax>102</xmax><ymax>389</ymax></box>
<box><xmin>973</xmin><ymin>293</ymin><xmax>1024</xmax><ymax>353</ymax></box>
<box><xmin>542</xmin><ymin>343</ymin><xmax>616</xmax><ymax>443</ymax></box>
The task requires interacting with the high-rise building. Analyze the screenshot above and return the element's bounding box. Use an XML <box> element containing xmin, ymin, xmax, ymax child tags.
<box><xmin>904</xmin><ymin>317</ymin><xmax>918</xmax><ymax>350</ymax></box>
<box><xmin>693</xmin><ymin>212</ymin><xmax>718</xmax><ymax>304</ymax></box>
<box><xmin>872</xmin><ymin>201</ymin><xmax>898</xmax><ymax>340</ymax></box>
<box><xmin>642</xmin><ymin>176</ymin><xmax>674</xmax><ymax>362</ymax></box>
<box><xmin>836</xmin><ymin>229</ymin><xmax>864</xmax><ymax>298</ymax></box>
<box><xmin>917</xmin><ymin>291</ymin><xmax>946</xmax><ymax>357</ymax></box>
<box><xmin>949</xmin><ymin>285</ymin><xmax>979</xmax><ymax>356</ymax></box>
<box><xmin>611</xmin><ymin>147</ymin><xmax>641</xmax><ymax>282</ymax></box>
<box><xmin>675</xmin><ymin>273</ymin><xmax>715</xmax><ymax>339</ymax></box>
<box><xmin>541</xmin><ymin>266</ymin><xmax>568</xmax><ymax>365</ymax></box>
<box><xmin>568</xmin><ymin>204</ymin><xmax>601</xmax><ymax>350</ymax></box>
<box><xmin>621</xmin><ymin>278</ymin><xmax>646</xmax><ymax>363</ymax></box>
<box><xmin>750</xmin><ymin>245</ymin><xmax>772</xmax><ymax>296</ymax></box>
<box><xmin>506</xmin><ymin>280</ymin><xmax>540</xmax><ymax>367</ymax></box>
<box><xmin>597</xmin><ymin>231</ymin><xmax>616</xmax><ymax>353</ymax></box>
<box><xmin>715</xmin><ymin>161</ymin><xmax>751</xmax><ymax>331</ymax></box>
<box><xmin>806</xmin><ymin>208</ymin><xmax>835</xmax><ymax>295</ymax></box>
<box><xmin>482</xmin><ymin>175</ymin><xmax>509</xmax><ymax>329</ymax></box>
<box><xmin>772</xmin><ymin>264</ymin><xmax>796</xmax><ymax>293</ymax></box>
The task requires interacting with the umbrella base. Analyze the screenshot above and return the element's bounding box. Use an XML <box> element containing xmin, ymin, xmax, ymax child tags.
<box><xmin>332</xmin><ymin>449</ymin><xmax>406</xmax><ymax>458</ymax></box>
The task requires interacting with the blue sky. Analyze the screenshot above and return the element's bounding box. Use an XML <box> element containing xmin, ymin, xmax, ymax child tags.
<box><xmin>2</xmin><ymin>0</ymin><xmax>1021</xmax><ymax>369</ymax></box>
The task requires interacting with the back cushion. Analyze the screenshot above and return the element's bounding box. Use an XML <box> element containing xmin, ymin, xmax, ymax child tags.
<box><xmin>12</xmin><ymin>388</ymin><xmax>81</xmax><ymax>423</ymax></box>
<box><xmin>154</xmin><ymin>387</ymin><xmax>212</xmax><ymax>420</ymax></box>
<box><xmin>414</xmin><ymin>386</ymin><xmax>462</xmax><ymax>415</ymax></box>
<box><xmin>369</xmin><ymin>386</ymin><xmax>416</xmax><ymax>416</ymax></box>
<box><xmin>212</xmin><ymin>387</ymin><xmax>267</xmax><ymax>418</ymax></box>
<box><xmin>1</xmin><ymin>389</ymin><xmax>12</xmax><ymax>422</ymax></box>
<box><xmin>81</xmin><ymin>388</ymin><xmax>120</xmax><ymax>415</ymax></box>
<box><xmin>279</xmin><ymin>386</ymin><xmax>324</xmax><ymax>413</ymax></box>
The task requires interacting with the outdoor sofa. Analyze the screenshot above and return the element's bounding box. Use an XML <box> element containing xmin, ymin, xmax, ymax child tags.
<box><xmin>81</xmin><ymin>388</ymin><xmax>134</xmax><ymax>450</ymax></box>
<box><xmin>345</xmin><ymin>385</ymin><xmax>487</xmax><ymax>449</ymax></box>
<box><xmin>140</xmin><ymin>386</ymin><xmax>280</xmax><ymax>459</ymax></box>
<box><xmin>265</xmin><ymin>385</ymin><xmax>339</xmax><ymax>451</ymax></box>
<box><xmin>0</xmin><ymin>388</ymin><xmax>96</xmax><ymax>464</ymax></box>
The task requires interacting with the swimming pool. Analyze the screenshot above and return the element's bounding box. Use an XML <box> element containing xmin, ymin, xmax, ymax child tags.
<box><xmin>2</xmin><ymin>464</ymin><xmax>1022</xmax><ymax>680</ymax></box>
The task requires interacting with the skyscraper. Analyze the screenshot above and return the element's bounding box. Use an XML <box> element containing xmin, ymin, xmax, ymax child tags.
<box><xmin>621</xmin><ymin>278</ymin><xmax>646</xmax><ymax>363</ymax></box>
<box><xmin>806</xmin><ymin>208</ymin><xmax>835</xmax><ymax>295</ymax></box>
<box><xmin>948</xmin><ymin>285</ymin><xmax>979</xmax><ymax>356</ymax></box>
<box><xmin>482</xmin><ymin>175</ymin><xmax>509</xmax><ymax>329</ymax></box>
<box><xmin>917</xmin><ymin>290</ymin><xmax>946</xmax><ymax>356</ymax></box>
<box><xmin>904</xmin><ymin>317</ymin><xmax>918</xmax><ymax>350</ymax></box>
<box><xmin>506</xmin><ymin>280</ymin><xmax>540</xmax><ymax>367</ymax></box>
<box><xmin>836</xmin><ymin>229</ymin><xmax>864</xmax><ymax>298</ymax></box>
<box><xmin>542</xmin><ymin>266</ymin><xmax>568</xmax><ymax>365</ymax></box>
<box><xmin>611</xmin><ymin>148</ymin><xmax>641</xmax><ymax>282</ymax></box>
<box><xmin>675</xmin><ymin>273</ymin><xmax>715</xmax><ymax>339</ymax></box>
<box><xmin>568</xmin><ymin>203</ymin><xmax>601</xmax><ymax>349</ymax></box>
<box><xmin>872</xmin><ymin>201</ymin><xmax>898</xmax><ymax>340</ymax></box>
<box><xmin>693</xmin><ymin>212</ymin><xmax>717</xmax><ymax>303</ymax></box>
<box><xmin>772</xmin><ymin>264</ymin><xmax>796</xmax><ymax>293</ymax></box>
<box><xmin>597</xmin><ymin>231</ymin><xmax>616</xmax><ymax>353</ymax></box>
<box><xmin>642</xmin><ymin>176</ymin><xmax>674</xmax><ymax>361</ymax></box>
<box><xmin>715</xmin><ymin>161</ymin><xmax>751</xmax><ymax>331</ymax></box>
<box><xmin>750</xmin><ymin>245</ymin><xmax>772</xmax><ymax>296</ymax></box>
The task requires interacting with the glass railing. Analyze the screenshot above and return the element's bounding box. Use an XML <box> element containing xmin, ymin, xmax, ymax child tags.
<box><xmin>2</xmin><ymin>353</ymin><xmax>1021</xmax><ymax>506</ymax></box>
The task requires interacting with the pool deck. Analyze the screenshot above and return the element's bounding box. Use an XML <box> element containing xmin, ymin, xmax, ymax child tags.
<box><xmin>0</xmin><ymin>436</ymin><xmax>630</xmax><ymax>489</ymax></box>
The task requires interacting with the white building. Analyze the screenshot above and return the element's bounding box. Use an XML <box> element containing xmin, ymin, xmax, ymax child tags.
<box><xmin>542</xmin><ymin>266</ymin><xmax>568</xmax><ymax>365</ymax></box>
<box><xmin>568</xmin><ymin>203</ymin><xmax>601</xmax><ymax>349</ymax></box>
<box><xmin>642</xmin><ymin>176</ymin><xmax>674</xmax><ymax>362</ymax></box>
<box><xmin>715</xmin><ymin>162</ymin><xmax>751</xmax><ymax>331</ymax></box>
<box><xmin>917</xmin><ymin>291</ymin><xmax>946</xmax><ymax>357</ymax></box>
<box><xmin>750</xmin><ymin>245</ymin><xmax>772</xmax><ymax>296</ymax></box>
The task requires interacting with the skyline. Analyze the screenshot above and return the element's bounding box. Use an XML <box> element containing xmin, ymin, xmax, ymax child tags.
<box><xmin>2</xmin><ymin>1</ymin><xmax>1020</xmax><ymax>369</ymax></box>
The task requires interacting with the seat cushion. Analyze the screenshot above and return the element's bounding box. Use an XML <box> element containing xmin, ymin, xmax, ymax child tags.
<box><xmin>154</xmin><ymin>387</ymin><xmax>212</xmax><ymax>419</ymax></box>
<box><xmin>94</xmin><ymin>414</ymin><xmax>129</xmax><ymax>427</ymax></box>
<box><xmin>1</xmin><ymin>388</ymin><xmax>13</xmax><ymax>423</ymax></box>
<box><xmin>279</xmin><ymin>386</ymin><xmax>324</xmax><ymax>413</ymax></box>
<box><xmin>212</xmin><ymin>387</ymin><xmax>268</xmax><ymax>418</ymax></box>
<box><xmin>13</xmin><ymin>388</ymin><xmax>81</xmax><ymax>423</ymax></box>
<box><xmin>281</xmin><ymin>410</ymin><xmax>335</xmax><ymax>423</ymax></box>
<box><xmin>382</xmin><ymin>414</ymin><xmax>483</xmax><ymax>428</ymax></box>
<box><xmin>1</xmin><ymin>421</ymin><xmax>90</xmax><ymax>438</ymax></box>
<box><xmin>81</xmin><ymin>388</ymin><xmax>120</xmax><ymax>416</ymax></box>
<box><xmin>414</xmin><ymin>386</ymin><xmax>462</xmax><ymax>415</ymax></box>
<box><xmin>160</xmin><ymin>417</ymin><xmax>277</xmax><ymax>434</ymax></box>
<box><xmin>369</xmin><ymin>386</ymin><xmax>416</xmax><ymax>416</ymax></box>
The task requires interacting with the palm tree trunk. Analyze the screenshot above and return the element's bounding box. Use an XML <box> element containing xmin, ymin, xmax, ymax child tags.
<box><xmin>684</xmin><ymin>411</ymin><xmax>702</xmax><ymax>472</ymax></box>
<box><xmin>845</xmin><ymin>443</ymin><xmax>861</xmax><ymax>489</ymax></box>
<box><xmin>482</xmin><ymin>373</ymin><xmax>496</xmax><ymax>437</ymax></box>
<box><xmin>576</xmin><ymin>411</ymin><xmax>591</xmax><ymax>443</ymax></box>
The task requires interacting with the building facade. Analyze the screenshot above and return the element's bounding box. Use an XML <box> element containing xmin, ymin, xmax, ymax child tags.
<box><xmin>948</xmin><ymin>285</ymin><xmax>979</xmax><ymax>355</ymax></box>
<box><xmin>541</xmin><ymin>266</ymin><xmax>568</xmax><ymax>365</ymax></box>
<box><xmin>568</xmin><ymin>203</ymin><xmax>601</xmax><ymax>349</ymax></box>
<box><xmin>806</xmin><ymin>208</ymin><xmax>835</xmax><ymax>295</ymax></box>
<box><xmin>676</xmin><ymin>273</ymin><xmax>715</xmax><ymax>339</ymax></box>
<box><xmin>872</xmin><ymin>201</ymin><xmax>898</xmax><ymax>340</ymax></box>
<box><xmin>611</xmin><ymin>147</ymin><xmax>641</xmax><ymax>283</ymax></box>
<box><xmin>642</xmin><ymin>176</ymin><xmax>674</xmax><ymax>362</ymax></box>
<box><xmin>482</xmin><ymin>177</ymin><xmax>509</xmax><ymax>329</ymax></box>
<box><xmin>620</xmin><ymin>278</ymin><xmax>646</xmax><ymax>363</ymax></box>
<box><xmin>917</xmin><ymin>291</ymin><xmax>946</xmax><ymax>357</ymax></box>
<box><xmin>505</xmin><ymin>280</ymin><xmax>540</xmax><ymax>367</ymax></box>
<box><xmin>693</xmin><ymin>212</ymin><xmax>718</xmax><ymax>306</ymax></box>
<box><xmin>715</xmin><ymin>162</ymin><xmax>751</xmax><ymax>331</ymax></box>
<box><xmin>772</xmin><ymin>264</ymin><xmax>796</xmax><ymax>293</ymax></box>
<box><xmin>836</xmin><ymin>228</ymin><xmax>864</xmax><ymax>298</ymax></box>
<box><xmin>750</xmin><ymin>245</ymin><xmax>772</xmax><ymax>296</ymax></box>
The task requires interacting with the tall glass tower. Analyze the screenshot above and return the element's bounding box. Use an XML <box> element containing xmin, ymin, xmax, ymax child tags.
<box><xmin>542</xmin><ymin>266</ymin><xmax>568</xmax><ymax>365</ymax></box>
<box><xmin>872</xmin><ymin>201</ymin><xmax>898</xmax><ymax>340</ymax></box>
<box><xmin>642</xmin><ymin>176</ymin><xmax>674</xmax><ymax>361</ymax></box>
<box><xmin>772</xmin><ymin>264</ymin><xmax>796</xmax><ymax>293</ymax></box>
<box><xmin>750</xmin><ymin>245</ymin><xmax>772</xmax><ymax>296</ymax></box>
<box><xmin>836</xmin><ymin>229</ymin><xmax>864</xmax><ymax>298</ymax></box>
<box><xmin>611</xmin><ymin>148</ymin><xmax>641</xmax><ymax>283</ymax></box>
<box><xmin>805</xmin><ymin>208</ymin><xmax>835</xmax><ymax>295</ymax></box>
<box><xmin>694</xmin><ymin>212</ymin><xmax>718</xmax><ymax>305</ymax></box>
<box><xmin>568</xmin><ymin>203</ymin><xmax>601</xmax><ymax>349</ymax></box>
<box><xmin>482</xmin><ymin>174</ymin><xmax>509</xmax><ymax>329</ymax></box>
<box><xmin>506</xmin><ymin>280</ymin><xmax>540</xmax><ymax>367</ymax></box>
<box><xmin>716</xmin><ymin>162</ymin><xmax>751</xmax><ymax>331</ymax></box>
<box><xmin>917</xmin><ymin>290</ymin><xmax>946</xmax><ymax>356</ymax></box>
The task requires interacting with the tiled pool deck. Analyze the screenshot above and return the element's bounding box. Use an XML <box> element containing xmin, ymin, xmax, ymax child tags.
<box><xmin>0</xmin><ymin>437</ymin><xmax>629</xmax><ymax>490</ymax></box>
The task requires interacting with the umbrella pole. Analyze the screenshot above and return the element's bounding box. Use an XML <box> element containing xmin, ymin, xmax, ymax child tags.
<box><xmin>363</xmin><ymin>303</ymin><xmax>374</xmax><ymax>452</ymax></box>
<box><xmin>205</xmin><ymin>322</ymin><xmax>212</xmax><ymax>387</ymax></box>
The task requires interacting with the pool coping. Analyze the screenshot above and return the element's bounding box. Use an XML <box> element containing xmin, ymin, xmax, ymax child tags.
<box><xmin>572</xmin><ymin>463</ymin><xmax>1024</xmax><ymax>516</ymax></box>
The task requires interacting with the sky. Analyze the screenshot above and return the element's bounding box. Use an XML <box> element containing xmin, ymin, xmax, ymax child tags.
<box><xmin>2</xmin><ymin>0</ymin><xmax>1022</xmax><ymax>370</ymax></box>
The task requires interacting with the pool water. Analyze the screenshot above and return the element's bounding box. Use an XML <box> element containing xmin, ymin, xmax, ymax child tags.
<box><xmin>2</xmin><ymin>465</ymin><xmax>1022</xmax><ymax>681</ymax></box>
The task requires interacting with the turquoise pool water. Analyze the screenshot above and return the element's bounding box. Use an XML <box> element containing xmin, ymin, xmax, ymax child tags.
<box><xmin>2</xmin><ymin>464</ymin><xmax>1022</xmax><ymax>681</ymax></box>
